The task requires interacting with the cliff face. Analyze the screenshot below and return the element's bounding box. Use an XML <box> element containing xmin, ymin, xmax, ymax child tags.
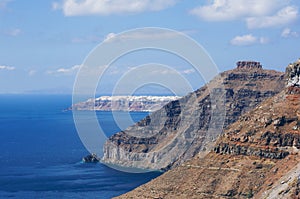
<box><xmin>286</xmin><ymin>59</ymin><xmax>300</xmax><ymax>93</ymax></box>
<box><xmin>102</xmin><ymin>62</ymin><xmax>285</xmax><ymax>171</ymax></box>
<box><xmin>115</xmin><ymin>59</ymin><xmax>300</xmax><ymax>199</ymax></box>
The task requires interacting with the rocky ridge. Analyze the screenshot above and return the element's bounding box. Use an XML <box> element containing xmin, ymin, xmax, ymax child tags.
<box><xmin>102</xmin><ymin>61</ymin><xmax>285</xmax><ymax>171</ymax></box>
<box><xmin>116</xmin><ymin>58</ymin><xmax>300</xmax><ymax>199</ymax></box>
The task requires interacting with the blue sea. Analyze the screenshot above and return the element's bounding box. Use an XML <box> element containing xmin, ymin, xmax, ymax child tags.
<box><xmin>0</xmin><ymin>95</ymin><xmax>161</xmax><ymax>199</ymax></box>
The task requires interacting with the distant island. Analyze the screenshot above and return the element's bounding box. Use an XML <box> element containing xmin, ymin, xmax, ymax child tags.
<box><xmin>70</xmin><ymin>95</ymin><xmax>181</xmax><ymax>112</ymax></box>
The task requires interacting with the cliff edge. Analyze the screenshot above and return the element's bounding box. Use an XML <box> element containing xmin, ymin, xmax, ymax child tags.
<box><xmin>116</xmin><ymin>58</ymin><xmax>300</xmax><ymax>199</ymax></box>
<box><xmin>102</xmin><ymin>61</ymin><xmax>285</xmax><ymax>171</ymax></box>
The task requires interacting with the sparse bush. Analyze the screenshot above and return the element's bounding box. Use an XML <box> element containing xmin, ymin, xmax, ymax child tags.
<box><xmin>247</xmin><ymin>189</ymin><xmax>253</xmax><ymax>198</ymax></box>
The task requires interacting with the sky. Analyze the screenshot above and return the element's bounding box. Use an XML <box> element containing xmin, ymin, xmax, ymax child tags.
<box><xmin>0</xmin><ymin>0</ymin><xmax>299</xmax><ymax>95</ymax></box>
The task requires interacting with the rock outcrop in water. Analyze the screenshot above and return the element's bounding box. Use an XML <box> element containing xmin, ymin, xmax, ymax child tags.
<box><xmin>115</xmin><ymin>59</ymin><xmax>300</xmax><ymax>199</ymax></box>
<box><xmin>82</xmin><ymin>153</ymin><xmax>100</xmax><ymax>163</ymax></box>
<box><xmin>102</xmin><ymin>61</ymin><xmax>285</xmax><ymax>171</ymax></box>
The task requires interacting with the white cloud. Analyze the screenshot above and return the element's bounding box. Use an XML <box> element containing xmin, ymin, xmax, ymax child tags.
<box><xmin>230</xmin><ymin>34</ymin><xmax>257</xmax><ymax>46</ymax></box>
<box><xmin>103</xmin><ymin>30</ymin><xmax>180</xmax><ymax>43</ymax></box>
<box><xmin>47</xmin><ymin>65</ymin><xmax>81</xmax><ymax>75</ymax></box>
<box><xmin>259</xmin><ymin>37</ymin><xmax>270</xmax><ymax>44</ymax></box>
<box><xmin>190</xmin><ymin>0</ymin><xmax>298</xmax><ymax>29</ymax></box>
<box><xmin>0</xmin><ymin>0</ymin><xmax>11</xmax><ymax>9</ymax></box>
<box><xmin>149</xmin><ymin>68</ymin><xmax>177</xmax><ymax>75</ymax></box>
<box><xmin>28</xmin><ymin>70</ymin><xmax>37</xmax><ymax>76</ymax></box>
<box><xmin>230</xmin><ymin>34</ymin><xmax>268</xmax><ymax>46</ymax></box>
<box><xmin>246</xmin><ymin>6</ymin><xmax>298</xmax><ymax>29</ymax></box>
<box><xmin>52</xmin><ymin>2</ymin><xmax>61</xmax><ymax>10</ymax></box>
<box><xmin>104</xmin><ymin>33</ymin><xmax>117</xmax><ymax>42</ymax></box>
<box><xmin>6</xmin><ymin>28</ymin><xmax>21</xmax><ymax>37</ymax></box>
<box><xmin>281</xmin><ymin>28</ymin><xmax>299</xmax><ymax>38</ymax></box>
<box><xmin>182</xmin><ymin>69</ymin><xmax>195</xmax><ymax>74</ymax></box>
<box><xmin>53</xmin><ymin>0</ymin><xmax>177</xmax><ymax>16</ymax></box>
<box><xmin>0</xmin><ymin>65</ymin><xmax>15</xmax><ymax>70</ymax></box>
<box><xmin>190</xmin><ymin>0</ymin><xmax>286</xmax><ymax>21</ymax></box>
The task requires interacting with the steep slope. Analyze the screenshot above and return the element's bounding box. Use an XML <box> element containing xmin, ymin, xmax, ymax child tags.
<box><xmin>116</xmin><ymin>59</ymin><xmax>300</xmax><ymax>199</ymax></box>
<box><xmin>102</xmin><ymin>61</ymin><xmax>285</xmax><ymax>171</ymax></box>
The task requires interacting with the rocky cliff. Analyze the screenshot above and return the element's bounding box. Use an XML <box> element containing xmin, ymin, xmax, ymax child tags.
<box><xmin>102</xmin><ymin>61</ymin><xmax>285</xmax><ymax>171</ymax></box>
<box><xmin>116</xmin><ymin>59</ymin><xmax>300</xmax><ymax>199</ymax></box>
<box><xmin>286</xmin><ymin>59</ymin><xmax>300</xmax><ymax>94</ymax></box>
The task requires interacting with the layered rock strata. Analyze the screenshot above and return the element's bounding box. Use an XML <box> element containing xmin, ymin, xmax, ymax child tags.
<box><xmin>116</xmin><ymin>59</ymin><xmax>300</xmax><ymax>199</ymax></box>
<box><xmin>102</xmin><ymin>62</ymin><xmax>285</xmax><ymax>170</ymax></box>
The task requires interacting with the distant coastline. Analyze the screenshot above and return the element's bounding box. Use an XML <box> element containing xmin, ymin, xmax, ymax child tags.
<box><xmin>70</xmin><ymin>95</ymin><xmax>181</xmax><ymax>112</ymax></box>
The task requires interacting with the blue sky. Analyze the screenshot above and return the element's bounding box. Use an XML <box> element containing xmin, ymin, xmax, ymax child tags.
<box><xmin>0</xmin><ymin>0</ymin><xmax>299</xmax><ymax>94</ymax></box>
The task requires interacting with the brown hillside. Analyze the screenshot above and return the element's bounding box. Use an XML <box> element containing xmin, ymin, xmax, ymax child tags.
<box><xmin>102</xmin><ymin>62</ymin><xmax>285</xmax><ymax>171</ymax></box>
<box><xmin>116</xmin><ymin>59</ymin><xmax>300</xmax><ymax>199</ymax></box>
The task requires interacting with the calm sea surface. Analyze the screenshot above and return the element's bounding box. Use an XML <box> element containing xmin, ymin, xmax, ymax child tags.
<box><xmin>0</xmin><ymin>95</ymin><xmax>161</xmax><ymax>199</ymax></box>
